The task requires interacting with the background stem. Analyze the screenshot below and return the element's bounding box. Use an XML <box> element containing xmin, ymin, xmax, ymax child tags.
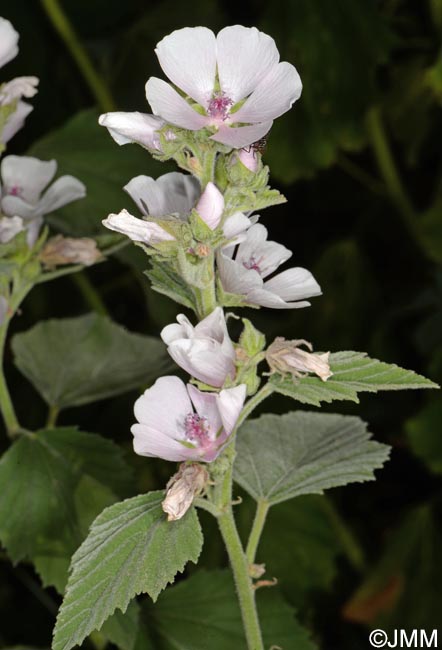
<box><xmin>0</xmin><ymin>322</ymin><xmax>20</xmax><ymax>438</ymax></box>
<box><xmin>246</xmin><ymin>499</ymin><xmax>270</xmax><ymax>565</ymax></box>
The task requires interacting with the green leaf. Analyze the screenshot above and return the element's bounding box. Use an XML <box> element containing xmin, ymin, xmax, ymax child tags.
<box><xmin>100</xmin><ymin>600</ymin><xmax>140</xmax><ymax>650</ymax></box>
<box><xmin>27</xmin><ymin>109</ymin><xmax>170</xmax><ymax>236</ymax></box>
<box><xmin>234</xmin><ymin>411</ymin><xmax>390</xmax><ymax>505</ymax></box>
<box><xmin>52</xmin><ymin>492</ymin><xmax>203</xmax><ymax>650</ymax></box>
<box><xmin>143</xmin><ymin>569</ymin><xmax>316</xmax><ymax>650</ymax></box>
<box><xmin>270</xmin><ymin>351</ymin><xmax>438</xmax><ymax>407</ymax></box>
<box><xmin>12</xmin><ymin>313</ymin><xmax>172</xmax><ymax>409</ymax></box>
<box><xmin>406</xmin><ymin>400</ymin><xmax>442</xmax><ymax>474</ymax></box>
<box><xmin>0</xmin><ymin>428</ymin><xmax>133</xmax><ymax>592</ymax></box>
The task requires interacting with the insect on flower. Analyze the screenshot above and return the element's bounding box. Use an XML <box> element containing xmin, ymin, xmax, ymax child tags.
<box><xmin>243</xmin><ymin>135</ymin><xmax>268</xmax><ymax>156</ymax></box>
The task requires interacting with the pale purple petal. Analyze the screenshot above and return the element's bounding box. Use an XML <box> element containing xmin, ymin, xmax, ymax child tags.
<box><xmin>233</xmin><ymin>62</ymin><xmax>302</xmax><ymax>124</ymax></box>
<box><xmin>193</xmin><ymin>306</ymin><xmax>228</xmax><ymax>342</ymax></box>
<box><xmin>222</xmin><ymin>212</ymin><xmax>252</xmax><ymax>242</ymax></box>
<box><xmin>134</xmin><ymin>376</ymin><xmax>191</xmax><ymax>441</ymax></box>
<box><xmin>102</xmin><ymin>209</ymin><xmax>174</xmax><ymax>244</ymax></box>
<box><xmin>187</xmin><ymin>384</ymin><xmax>222</xmax><ymax>436</ymax></box>
<box><xmin>37</xmin><ymin>175</ymin><xmax>86</xmax><ymax>215</ymax></box>
<box><xmin>216</xmin><ymin>26</ymin><xmax>279</xmax><ymax>103</ymax></box>
<box><xmin>217</xmin><ymin>252</ymin><xmax>263</xmax><ymax>295</ymax></box>
<box><xmin>145</xmin><ymin>77</ymin><xmax>209</xmax><ymax>130</ymax></box>
<box><xmin>0</xmin><ymin>76</ymin><xmax>39</xmax><ymax>104</ymax></box>
<box><xmin>217</xmin><ymin>384</ymin><xmax>247</xmax><ymax>436</ymax></box>
<box><xmin>98</xmin><ymin>111</ymin><xmax>165</xmax><ymax>150</ymax></box>
<box><xmin>169</xmin><ymin>339</ymin><xmax>234</xmax><ymax>387</ymax></box>
<box><xmin>235</xmin><ymin>223</ymin><xmax>292</xmax><ymax>278</ymax></box>
<box><xmin>1</xmin><ymin>195</ymin><xmax>36</xmax><ymax>219</ymax></box>
<box><xmin>125</xmin><ymin>172</ymin><xmax>199</xmax><ymax>217</ymax></box>
<box><xmin>195</xmin><ymin>181</ymin><xmax>224</xmax><ymax>229</ymax></box>
<box><xmin>246</xmin><ymin>287</ymin><xmax>310</xmax><ymax>309</ymax></box>
<box><xmin>238</xmin><ymin>147</ymin><xmax>258</xmax><ymax>172</ymax></box>
<box><xmin>131</xmin><ymin>423</ymin><xmax>195</xmax><ymax>462</ymax></box>
<box><xmin>1</xmin><ymin>101</ymin><xmax>33</xmax><ymax>144</ymax></box>
<box><xmin>0</xmin><ymin>18</ymin><xmax>19</xmax><ymax>68</ymax></box>
<box><xmin>264</xmin><ymin>267</ymin><xmax>322</xmax><ymax>301</ymax></box>
<box><xmin>0</xmin><ymin>215</ymin><xmax>24</xmax><ymax>243</ymax></box>
<box><xmin>1</xmin><ymin>155</ymin><xmax>57</xmax><ymax>204</ymax></box>
<box><xmin>210</xmin><ymin>120</ymin><xmax>273</xmax><ymax>148</ymax></box>
<box><xmin>155</xmin><ymin>27</ymin><xmax>216</xmax><ymax>107</ymax></box>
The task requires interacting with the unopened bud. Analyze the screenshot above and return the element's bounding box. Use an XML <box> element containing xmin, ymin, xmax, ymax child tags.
<box><xmin>162</xmin><ymin>463</ymin><xmax>209</xmax><ymax>521</ymax></box>
<box><xmin>238</xmin><ymin>147</ymin><xmax>259</xmax><ymax>172</ymax></box>
<box><xmin>40</xmin><ymin>235</ymin><xmax>101</xmax><ymax>268</ymax></box>
<box><xmin>266</xmin><ymin>337</ymin><xmax>333</xmax><ymax>382</ymax></box>
<box><xmin>195</xmin><ymin>243</ymin><xmax>211</xmax><ymax>258</ymax></box>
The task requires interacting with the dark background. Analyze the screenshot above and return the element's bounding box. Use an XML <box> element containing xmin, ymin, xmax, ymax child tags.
<box><xmin>0</xmin><ymin>1</ymin><xmax>441</xmax><ymax>648</ymax></box>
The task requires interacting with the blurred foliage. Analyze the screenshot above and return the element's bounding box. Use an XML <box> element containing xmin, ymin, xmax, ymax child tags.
<box><xmin>0</xmin><ymin>0</ymin><xmax>441</xmax><ymax>649</ymax></box>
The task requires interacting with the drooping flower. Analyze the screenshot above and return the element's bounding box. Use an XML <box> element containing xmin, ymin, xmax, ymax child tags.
<box><xmin>132</xmin><ymin>376</ymin><xmax>246</xmax><ymax>462</ymax></box>
<box><xmin>266</xmin><ymin>337</ymin><xmax>333</xmax><ymax>382</ymax></box>
<box><xmin>161</xmin><ymin>307</ymin><xmax>236</xmax><ymax>387</ymax></box>
<box><xmin>162</xmin><ymin>463</ymin><xmax>209</xmax><ymax>521</ymax></box>
<box><xmin>103</xmin><ymin>172</ymin><xmax>251</xmax><ymax>245</ymax></box>
<box><xmin>0</xmin><ymin>18</ymin><xmax>38</xmax><ymax>145</ymax></box>
<box><xmin>40</xmin><ymin>235</ymin><xmax>101</xmax><ymax>268</ymax></box>
<box><xmin>0</xmin><ymin>155</ymin><xmax>86</xmax><ymax>246</ymax></box>
<box><xmin>217</xmin><ymin>223</ymin><xmax>321</xmax><ymax>309</ymax></box>
<box><xmin>98</xmin><ymin>111</ymin><xmax>168</xmax><ymax>151</ymax></box>
<box><xmin>144</xmin><ymin>25</ymin><xmax>302</xmax><ymax>148</ymax></box>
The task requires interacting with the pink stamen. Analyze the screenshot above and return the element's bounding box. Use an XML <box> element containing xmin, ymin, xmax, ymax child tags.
<box><xmin>185</xmin><ymin>413</ymin><xmax>210</xmax><ymax>444</ymax></box>
<box><xmin>207</xmin><ymin>92</ymin><xmax>233</xmax><ymax>121</ymax></box>
<box><xmin>243</xmin><ymin>256</ymin><xmax>262</xmax><ymax>273</ymax></box>
<box><xmin>8</xmin><ymin>185</ymin><xmax>21</xmax><ymax>197</ymax></box>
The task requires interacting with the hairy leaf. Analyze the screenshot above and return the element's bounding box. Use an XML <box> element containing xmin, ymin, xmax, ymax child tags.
<box><xmin>12</xmin><ymin>314</ymin><xmax>172</xmax><ymax>409</ymax></box>
<box><xmin>270</xmin><ymin>351</ymin><xmax>438</xmax><ymax>407</ymax></box>
<box><xmin>52</xmin><ymin>492</ymin><xmax>203</xmax><ymax>650</ymax></box>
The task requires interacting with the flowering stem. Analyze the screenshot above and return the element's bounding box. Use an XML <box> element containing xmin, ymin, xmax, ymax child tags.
<box><xmin>215</xmin><ymin>465</ymin><xmax>264</xmax><ymax>650</ymax></box>
<box><xmin>46</xmin><ymin>404</ymin><xmax>60</xmax><ymax>429</ymax></box>
<box><xmin>40</xmin><ymin>0</ymin><xmax>116</xmax><ymax>112</ymax></box>
<box><xmin>246</xmin><ymin>498</ymin><xmax>269</xmax><ymax>565</ymax></box>
<box><xmin>237</xmin><ymin>382</ymin><xmax>274</xmax><ymax>429</ymax></box>
<box><xmin>0</xmin><ymin>321</ymin><xmax>19</xmax><ymax>438</ymax></box>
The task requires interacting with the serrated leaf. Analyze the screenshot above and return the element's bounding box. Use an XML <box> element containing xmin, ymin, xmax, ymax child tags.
<box><xmin>0</xmin><ymin>428</ymin><xmax>133</xmax><ymax>592</ymax></box>
<box><xmin>234</xmin><ymin>411</ymin><xmax>390</xmax><ymax>505</ymax></box>
<box><xmin>270</xmin><ymin>351</ymin><xmax>438</xmax><ymax>407</ymax></box>
<box><xmin>143</xmin><ymin>569</ymin><xmax>316</xmax><ymax>650</ymax></box>
<box><xmin>100</xmin><ymin>600</ymin><xmax>140</xmax><ymax>650</ymax></box>
<box><xmin>52</xmin><ymin>492</ymin><xmax>203</xmax><ymax>650</ymax></box>
<box><xmin>12</xmin><ymin>313</ymin><xmax>172</xmax><ymax>409</ymax></box>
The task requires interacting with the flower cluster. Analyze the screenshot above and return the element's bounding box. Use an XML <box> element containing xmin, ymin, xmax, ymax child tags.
<box><xmin>100</xmin><ymin>25</ymin><xmax>332</xmax><ymax>516</ymax></box>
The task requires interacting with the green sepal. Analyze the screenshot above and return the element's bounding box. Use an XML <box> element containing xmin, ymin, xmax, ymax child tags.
<box><xmin>146</xmin><ymin>262</ymin><xmax>195</xmax><ymax>310</ymax></box>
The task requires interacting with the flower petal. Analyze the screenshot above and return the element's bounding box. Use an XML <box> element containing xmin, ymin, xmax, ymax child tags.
<box><xmin>0</xmin><ymin>18</ymin><xmax>19</xmax><ymax>68</ymax></box>
<box><xmin>125</xmin><ymin>171</ymin><xmax>199</xmax><ymax>217</ymax></box>
<box><xmin>217</xmin><ymin>384</ymin><xmax>247</xmax><ymax>435</ymax></box>
<box><xmin>236</xmin><ymin>223</ymin><xmax>292</xmax><ymax>278</ymax></box>
<box><xmin>103</xmin><ymin>209</ymin><xmax>174</xmax><ymax>244</ymax></box>
<box><xmin>222</xmin><ymin>211</ymin><xmax>252</xmax><ymax>243</ymax></box>
<box><xmin>98</xmin><ymin>111</ymin><xmax>165</xmax><ymax>150</ymax></box>
<box><xmin>217</xmin><ymin>251</ymin><xmax>263</xmax><ymax>295</ymax></box>
<box><xmin>210</xmin><ymin>120</ymin><xmax>273</xmax><ymax>148</ymax></box>
<box><xmin>264</xmin><ymin>267</ymin><xmax>321</xmax><ymax>302</ymax></box>
<box><xmin>0</xmin><ymin>215</ymin><xmax>24</xmax><ymax>243</ymax></box>
<box><xmin>134</xmin><ymin>376</ymin><xmax>191</xmax><ymax>440</ymax></box>
<box><xmin>155</xmin><ymin>27</ymin><xmax>216</xmax><ymax>107</ymax></box>
<box><xmin>232</xmin><ymin>61</ymin><xmax>302</xmax><ymax>123</ymax></box>
<box><xmin>216</xmin><ymin>26</ymin><xmax>279</xmax><ymax>103</ymax></box>
<box><xmin>187</xmin><ymin>384</ymin><xmax>222</xmax><ymax>435</ymax></box>
<box><xmin>195</xmin><ymin>181</ymin><xmax>224</xmax><ymax>229</ymax></box>
<box><xmin>145</xmin><ymin>77</ymin><xmax>209</xmax><ymax>130</ymax></box>
<box><xmin>0</xmin><ymin>101</ymin><xmax>33</xmax><ymax>144</ymax></box>
<box><xmin>131</xmin><ymin>423</ymin><xmax>196</xmax><ymax>462</ymax></box>
<box><xmin>246</xmin><ymin>287</ymin><xmax>307</xmax><ymax>309</ymax></box>
<box><xmin>37</xmin><ymin>175</ymin><xmax>86</xmax><ymax>215</ymax></box>
<box><xmin>1</xmin><ymin>155</ymin><xmax>57</xmax><ymax>204</ymax></box>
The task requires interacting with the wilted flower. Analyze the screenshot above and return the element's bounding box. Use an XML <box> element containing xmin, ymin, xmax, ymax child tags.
<box><xmin>266</xmin><ymin>337</ymin><xmax>332</xmax><ymax>382</ymax></box>
<box><xmin>103</xmin><ymin>172</ymin><xmax>251</xmax><ymax>245</ymax></box>
<box><xmin>98</xmin><ymin>111</ymin><xmax>176</xmax><ymax>152</ymax></box>
<box><xmin>161</xmin><ymin>307</ymin><xmax>236</xmax><ymax>387</ymax></box>
<box><xmin>0</xmin><ymin>155</ymin><xmax>86</xmax><ymax>246</ymax></box>
<box><xmin>132</xmin><ymin>375</ymin><xmax>246</xmax><ymax>462</ymax></box>
<box><xmin>145</xmin><ymin>25</ymin><xmax>302</xmax><ymax>148</ymax></box>
<box><xmin>40</xmin><ymin>235</ymin><xmax>101</xmax><ymax>268</ymax></box>
<box><xmin>162</xmin><ymin>463</ymin><xmax>209</xmax><ymax>521</ymax></box>
<box><xmin>217</xmin><ymin>224</ymin><xmax>321</xmax><ymax>309</ymax></box>
<box><xmin>0</xmin><ymin>76</ymin><xmax>38</xmax><ymax>105</ymax></box>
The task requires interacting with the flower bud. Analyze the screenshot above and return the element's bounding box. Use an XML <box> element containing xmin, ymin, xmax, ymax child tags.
<box><xmin>266</xmin><ymin>337</ymin><xmax>333</xmax><ymax>382</ymax></box>
<box><xmin>238</xmin><ymin>147</ymin><xmax>259</xmax><ymax>173</ymax></box>
<box><xmin>40</xmin><ymin>235</ymin><xmax>101</xmax><ymax>268</ymax></box>
<box><xmin>162</xmin><ymin>463</ymin><xmax>209</xmax><ymax>521</ymax></box>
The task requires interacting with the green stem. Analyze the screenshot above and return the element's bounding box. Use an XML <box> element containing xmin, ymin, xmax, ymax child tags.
<box><xmin>237</xmin><ymin>383</ymin><xmax>274</xmax><ymax>430</ymax></box>
<box><xmin>199</xmin><ymin>149</ymin><xmax>218</xmax><ymax>188</ymax></box>
<box><xmin>365</xmin><ymin>107</ymin><xmax>417</xmax><ymax>234</ymax></box>
<box><xmin>216</xmin><ymin>466</ymin><xmax>264</xmax><ymax>650</ymax></box>
<box><xmin>320</xmin><ymin>496</ymin><xmax>367</xmax><ymax>573</ymax></box>
<box><xmin>73</xmin><ymin>272</ymin><xmax>108</xmax><ymax>315</ymax></box>
<box><xmin>0</xmin><ymin>321</ymin><xmax>19</xmax><ymax>438</ymax></box>
<box><xmin>40</xmin><ymin>0</ymin><xmax>116</xmax><ymax>112</ymax></box>
<box><xmin>46</xmin><ymin>404</ymin><xmax>60</xmax><ymax>429</ymax></box>
<box><xmin>246</xmin><ymin>499</ymin><xmax>269</xmax><ymax>565</ymax></box>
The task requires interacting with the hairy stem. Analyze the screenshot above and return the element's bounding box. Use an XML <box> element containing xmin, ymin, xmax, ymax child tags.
<box><xmin>216</xmin><ymin>465</ymin><xmax>264</xmax><ymax>650</ymax></box>
<box><xmin>246</xmin><ymin>498</ymin><xmax>270</xmax><ymax>565</ymax></box>
<box><xmin>40</xmin><ymin>0</ymin><xmax>116</xmax><ymax>112</ymax></box>
<box><xmin>46</xmin><ymin>404</ymin><xmax>60</xmax><ymax>429</ymax></box>
<box><xmin>0</xmin><ymin>321</ymin><xmax>19</xmax><ymax>438</ymax></box>
<box><xmin>237</xmin><ymin>383</ymin><xmax>274</xmax><ymax>429</ymax></box>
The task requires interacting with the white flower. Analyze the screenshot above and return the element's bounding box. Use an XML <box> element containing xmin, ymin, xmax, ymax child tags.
<box><xmin>0</xmin><ymin>101</ymin><xmax>33</xmax><ymax>145</ymax></box>
<box><xmin>0</xmin><ymin>76</ymin><xmax>39</xmax><ymax>104</ymax></box>
<box><xmin>132</xmin><ymin>376</ymin><xmax>246</xmax><ymax>462</ymax></box>
<box><xmin>217</xmin><ymin>223</ymin><xmax>321</xmax><ymax>309</ymax></box>
<box><xmin>98</xmin><ymin>111</ymin><xmax>167</xmax><ymax>151</ymax></box>
<box><xmin>145</xmin><ymin>25</ymin><xmax>302</xmax><ymax>148</ymax></box>
<box><xmin>161</xmin><ymin>307</ymin><xmax>236</xmax><ymax>387</ymax></box>
<box><xmin>0</xmin><ymin>155</ymin><xmax>86</xmax><ymax>246</ymax></box>
<box><xmin>0</xmin><ymin>18</ymin><xmax>19</xmax><ymax>69</ymax></box>
<box><xmin>103</xmin><ymin>172</ymin><xmax>252</xmax><ymax>245</ymax></box>
<box><xmin>0</xmin><ymin>215</ymin><xmax>24</xmax><ymax>243</ymax></box>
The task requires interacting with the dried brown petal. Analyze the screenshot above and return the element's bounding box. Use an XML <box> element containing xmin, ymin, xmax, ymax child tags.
<box><xmin>40</xmin><ymin>235</ymin><xmax>101</xmax><ymax>268</ymax></box>
<box><xmin>162</xmin><ymin>463</ymin><xmax>209</xmax><ymax>522</ymax></box>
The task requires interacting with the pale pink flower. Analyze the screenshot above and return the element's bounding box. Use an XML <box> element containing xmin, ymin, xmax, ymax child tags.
<box><xmin>237</xmin><ymin>147</ymin><xmax>259</xmax><ymax>172</ymax></box>
<box><xmin>0</xmin><ymin>76</ymin><xmax>38</xmax><ymax>104</ymax></box>
<box><xmin>132</xmin><ymin>376</ymin><xmax>246</xmax><ymax>462</ymax></box>
<box><xmin>0</xmin><ymin>156</ymin><xmax>85</xmax><ymax>246</ymax></box>
<box><xmin>102</xmin><ymin>208</ymin><xmax>174</xmax><ymax>245</ymax></box>
<box><xmin>0</xmin><ymin>18</ymin><xmax>19</xmax><ymax>69</ymax></box>
<box><xmin>145</xmin><ymin>25</ymin><xmax>302</xmax><ymax>148</ymax></box>
<box><xmin>0</xmin><ymin>215</ymin><xmax>24</xmax><ymax>243</ymax></box>
<box><xmin>218</xmin><ymin>223</ymin><xmax>321</xmax><ymax>309</ymax></box>
<box><xmin>98</xmin><ymin>111</ymin><xmax>167</xmax><ymax>151</ymax></box>
<box><xmin>0</xmin><ymin>101</ymin><xmax>33</xmax><ymax>145</ymax></box>
<box><xmin>161</xmin><ymin>307</ymin><xmax>236</xmax><ymax>387</ymax></box>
